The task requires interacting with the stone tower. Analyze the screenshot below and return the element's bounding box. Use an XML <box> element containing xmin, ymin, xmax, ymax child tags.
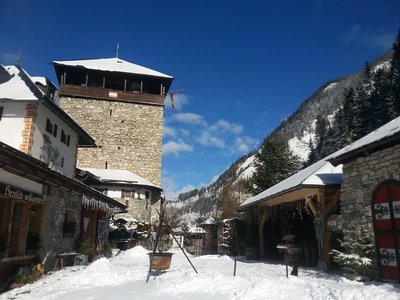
<box><xmin>52</xmin><ymin>58</ymin><xmax>173</xmax><ymax>186</ymax></box>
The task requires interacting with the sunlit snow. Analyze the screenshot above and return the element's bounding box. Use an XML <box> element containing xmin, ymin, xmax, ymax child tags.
<box><xmin>2</xmin><ymin>246</ymin><xmax>399</xmax><ymax>300</ymax></box>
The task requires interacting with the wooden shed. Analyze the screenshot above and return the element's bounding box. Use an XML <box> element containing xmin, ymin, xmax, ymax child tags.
<box><xmin>238</xmin><ymin>159</ymin><xmax>342</xmax><ymax>270</ymax></box>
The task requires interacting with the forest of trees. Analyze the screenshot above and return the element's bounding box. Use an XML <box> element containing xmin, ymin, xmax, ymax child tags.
<box><xmin>308</xmin><ymin>30</ymin><xmax>400</xmax><ymax>165</ymax></box>
<box><xmin>247</xmin><ymin>30</ymin><xmax>400</xmax><ymax>195</ymax></box>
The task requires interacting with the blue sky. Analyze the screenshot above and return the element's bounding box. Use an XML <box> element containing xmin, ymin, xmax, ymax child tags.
<box><xmin>1</xmin><ymin>0</ymin><xmax>399</xmax><ymax>199</ymax></box>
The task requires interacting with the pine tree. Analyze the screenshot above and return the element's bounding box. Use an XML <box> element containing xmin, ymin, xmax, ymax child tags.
<box><xmin>330</xmin><ymin>230</ymin><xmax>376</xmax><ymax>280</ymax></box>
<box><xmin>216</xmin><ymin>184</ymin><xmax>237</xmax><ymax>220</ymax></box>
<box><xmin>181</xmin><ymin>222</ymin><xmax>194</xmax><ymax>252</ymax></box>
<box><xmin>370</xmin><ymin>68</ymin><xmax>390</xmax><ymax>130</ymax></box>
<box><xmin>388</xmin><ymin>30</ymin><xmax>400</xmax><ymax>118</ymax></box>
<box><xmin>308</xmin><ymin>115</ymin><xmax>339</xmax><ymax>164</ymax></box>
<box><xmin>352</xmin><ymin>63</ymin><xmax>373</xmax><ymax>139</ymax></box>
<box><xmin>249</xmin><ymin>137</ymin><xmax>302</xmax><ymax>195</ymax></box>
<box><xmin>342</xmin><ymin>87</ymin><xmax>356</xmax><ymax>136</ymax></box>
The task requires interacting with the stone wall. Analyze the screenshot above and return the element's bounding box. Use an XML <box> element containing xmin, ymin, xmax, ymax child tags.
<box><xmin>340</xmin><ymin>144</ymin><xmax>400</xmax><ymax>240</ymax></box>
<box><xmin>39</xmin><ymin>186</ymin><xmax>81</xmax><ymax>271</ymax></box>
<box><xmin>59</xmin><ymin>97</ymin><xmax>163</xmax><ymax>186</ymax></box>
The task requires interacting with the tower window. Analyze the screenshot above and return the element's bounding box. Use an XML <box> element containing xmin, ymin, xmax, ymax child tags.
<box><xmin>87</xmin><ymin>72</ymin><xmax>104</xmax><ymax>88</ymax></box>
<box><xmin>53</xmin><ymin>124</ymin><xmax>58</xmax><ymax>137</ymax></box>
<box><xmin>61</xmin><ymin>130</ymin><xmax>71</xmax><ymax>146</ymax></box>
<box><xmin>122</xmin><ymin>189</ymin><xmax>132</xmax><ymax>199</ymax></box>
<box><xmin>61</xmin><ymin>130</ymin><xmax>66</xmax><ymax>143</ymax></box>
<box><xmin>45</xmin><ymin>118</ymin><xmax>53</xmax><ymax>133</ymax></box>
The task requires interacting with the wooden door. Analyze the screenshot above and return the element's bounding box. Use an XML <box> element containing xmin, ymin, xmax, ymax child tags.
<box><xmin>372</xmin><ymin>180</ymin><xmax>400</xmax><ymax>282</ymax></box>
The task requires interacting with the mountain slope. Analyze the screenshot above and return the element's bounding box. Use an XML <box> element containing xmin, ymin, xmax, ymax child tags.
<box><xmin>170</xmin><ymin>51</ymin><xmax>393</xmax><ymax>225</ymax></box>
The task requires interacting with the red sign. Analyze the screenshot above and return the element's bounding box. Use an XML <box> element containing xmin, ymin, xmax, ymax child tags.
<box><xmin>373</xmin><ymin>181</ymin><xmax>400</xmax><ymax>282</ymax></box>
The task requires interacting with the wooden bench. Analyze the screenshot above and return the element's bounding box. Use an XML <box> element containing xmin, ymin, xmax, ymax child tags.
<box><xmin>53</xmin><ymin>252</ymin><xmax>82</xmax><ymax>270</ymax></box>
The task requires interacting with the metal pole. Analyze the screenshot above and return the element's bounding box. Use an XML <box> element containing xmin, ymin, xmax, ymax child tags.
<box><xmin>146</xmin><ymin>199</ymin><xmax>166</xmax><ymax>283</ymax></box>
<box><xmin>153</xmin><ymin>204</ymin><xmax>198</xmax><ymax>274</ymax></box>
<box><xmin>233</xmin><ymin>259</ymin><xmax>237</xmax><ymax>277</ymax></box>
<box><xmin>170</xmin><ymin>231</ymin><xmax>198</xmax><ymax>274</ymax></box>
<box><xmin>286</xmin><ymin>261</ymin><xmax>289</xmax><ymax>278</ymax></box>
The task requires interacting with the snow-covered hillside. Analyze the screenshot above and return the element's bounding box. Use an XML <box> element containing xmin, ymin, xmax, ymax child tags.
<box><xmin>171</xmin><ymin>50</ymin><xmax>393</xmax><ymax>222</ymax></box>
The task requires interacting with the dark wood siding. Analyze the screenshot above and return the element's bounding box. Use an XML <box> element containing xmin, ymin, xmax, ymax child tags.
<box><xmin>59</xmin><ymin>84</ymin><xmax>164</xmax><ymax>106</ymax></box>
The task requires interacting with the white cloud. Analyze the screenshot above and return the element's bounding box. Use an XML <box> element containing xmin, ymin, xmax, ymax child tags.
<box><xmin>198</xmin><ymin>131</ymin><xmax>225</xmax><ymax>148</ymax></box>
<box><xmin>1</xmin><ymin>53</ymin><xmax>17</xmax><ymax>64</ymax></box>
<box><xmin>179</xmin><ymin>128</ymin><xmax>191</xmax><ymax>137</ymax></box>
<box><xmin>172</xmin><ymin>113</ymin><xmax>206</xmax><ymax>125</ymax></box>
<box><xmin>209</xmin><ymin>119</ymin><xmax>243</xmax><ymax>135</ymax></box>
<box><xmin>163</xmin><ymin>126</ymin><xmax>177</xmax><ymax>137</ymax></box>
<box><xmin>163</xmin><ymin>140</ymin><xmax>193</xmax><ymax>156</ymax></box>
<box><xmin>166</xmin><ymin>93</ymin><xmax>190</xmax><ymax>111</ymax></box>
<box><xmin>196</xmin><ymin>119</ymin><xmax>244</xmax><ymax>149</ymax></box>
<box><xmin>235</xmin><ymin>100</ymin><xmax>244</xmax><ymax>107</ymax></box>
<box><xmin>339</xmin><ymin>25</ymin><xmax>396</xmax><ymax>50</ymax></box>
<box><xmin>231</xmin><ymin>136</ymin><xmax>259</xmax><ymax>154</ymax></box>
<box><xmin>161</xmin><ymin>175</ymin><xmax>196</xmax><ymax>200</ymax></box>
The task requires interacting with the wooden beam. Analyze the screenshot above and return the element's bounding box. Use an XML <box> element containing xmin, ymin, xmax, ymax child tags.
<box><xmin>58</xmin><ymin>85</ymin><xmax>164</xmax><ymax>106</ymax></box>
<box><xmin>258</xmin><ymin>187</ymin><xmax>318</xmax><ymax>207</ymax></box>
<box><xmin>258</xmin><ymin>210</ymin><xmax>269</xmax><ymax>258</ymax></box>
<box><xmin>316</xmin><ymin>190</ymin><xmax>331</xmax><ymax>270</ymax></box>
<box><xmin>305</xmin><ymin>196</ymin><xmax>317</xmax><ymax>216</ymax></box>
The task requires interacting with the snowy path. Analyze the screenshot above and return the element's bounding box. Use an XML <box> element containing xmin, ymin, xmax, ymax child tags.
<box><xmin>1</xmin><ymin>247</ymin><xmax>399</xmax><ymax>300</ymax></box>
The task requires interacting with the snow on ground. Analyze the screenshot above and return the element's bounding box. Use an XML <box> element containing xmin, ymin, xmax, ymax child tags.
<box><xmin>2</xmin><ymin>246</ymin><xmax>399</xmax><ymax>300</ymax></box>
<box><xmin>288</xmin><ymin>128</ymin><xmax>315</xmax><ymax>161</ymax></box>
<box><xmin>323</xmin><ymin>82</ymin><xmax>338</xmax><ymax>92</ymax></box>
<box><xmin>236</xmin><ymin>154</ymin><xmax>255</xmax><ymax>181</ymax></box>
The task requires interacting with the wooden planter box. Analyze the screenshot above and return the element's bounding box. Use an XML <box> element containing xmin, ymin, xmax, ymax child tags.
<box><xmin>148</xmin><ymin>253</ymin><xmax>173</xmax><ymax>271</ymax></box>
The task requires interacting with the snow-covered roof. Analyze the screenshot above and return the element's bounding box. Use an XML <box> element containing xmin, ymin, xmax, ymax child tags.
<box><xmin>52</xmin><ymin>57</ymin><xmax>173</xmax><ymax>79</ymax></box>
<box><xmin>0</xmin><ymin>65</ymin><xmax>96</xmax><ymax>146</ymax></box>
<box><xmin>114</xmin><ymin>213</ymin><xmax>138</xmax><ymax>223</ymax></box>
<box><xmin>238</xmin><ymin>158</ymin><xmax>342</xmax><ymax>210</ymax></box>
<box><xmin>31</xmin><ymin>76</ymin><xmax>48</xmax><ymax>86</ymax></box>
<box><xmin>0</xmin><ymin>65</ymin><xmax>43</xmax><ymax>100</ymax></box>
<box><xmin>189</xmin><ymin>226</ymin><xmax>205</xmax><ymax>234</ymax></box>
<box><xmin>202</xmin><ymin>217</ymin><xmax>218</xmax><ymax>225</ymax></box>
<box><xmin>329</xmin><ymin>117</ymin><xmax>400</xmax><ymax>164</ymax></box>
<box><xmin>83</xmin><ymin>168</ymin><xmax>161</xmax><ymax>189</ymax></box>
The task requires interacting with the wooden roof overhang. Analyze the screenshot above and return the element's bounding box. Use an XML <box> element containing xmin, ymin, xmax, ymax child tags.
<box><xmin>240</xmin><ymin>183</ymin><xmax>341</xmax><ymax>218</ymax></box>
<box><xmin>75</xmin><ymin>168</ymin><xmax>162</xmax><ymax>192</ymax></box>
<box><xmin>58</xmin><ymin>84</ymin><xmax>165</xmax><ymax>106</ymax></box>
<box><xmin>0</xmin><ymin>142</ymin><xmax>126</xmax><ymax>211</ymax></box>
<box><xmin>329</xmin><ymin>132</ymin><xmax>400</xmax><ymax>166</ymax></box>
<box><xmin>53</xmin><ymin>62</ymin><xmax>173</xmax><ymax>106</ymax></box>
<box><xmin>244</xmin><ymin>183</ymin><xmax>341</xmax><ymax>270</ymax></box>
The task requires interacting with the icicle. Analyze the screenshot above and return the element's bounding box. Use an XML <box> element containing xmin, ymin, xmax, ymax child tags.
<box><xmin>297</xmin><ymin>202</ymin><xmax>303</xmax><ymax>220</ymax></box>
<box><xmin>304</xmin><ymin>200</ymin><xmax>310</xmax><ymax>215</ymax></box>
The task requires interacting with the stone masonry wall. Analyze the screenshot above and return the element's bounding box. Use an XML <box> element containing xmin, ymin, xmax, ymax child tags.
<box><xmin>340</xmin><ymin>144</ymin><xmax>400</xmax><ymax>240</ymax></box>
<box><xmin>59</xmin><ymin>97</ymin><xmax>163</xmax><ymax>186</ymax></box>
<box><xmin>39</xmin><ymin>187</ymin><xmax>81</xmax><ymax>271</ymax></box>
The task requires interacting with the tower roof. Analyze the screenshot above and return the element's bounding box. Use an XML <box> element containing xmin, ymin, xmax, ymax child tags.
<box><xmin>52</xmin><ymin>57</ymin><xmax>173</xmax><ymax>79</ymax></box>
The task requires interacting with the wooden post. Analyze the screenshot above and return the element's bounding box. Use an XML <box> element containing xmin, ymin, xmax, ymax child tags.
<box><xmin>258</xmin><ymin>209</ymin><xmax>269</xmax><ymax>258</ymax></box>
<box><xmin>233</xmin><ymin>259</ymin><xmax>237</xmax><ymax>276</ymax></box>
<box><xmin>317</xmin><ymin>190</ymin><xmax>331</xmax><ymax>270</ymax></box>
